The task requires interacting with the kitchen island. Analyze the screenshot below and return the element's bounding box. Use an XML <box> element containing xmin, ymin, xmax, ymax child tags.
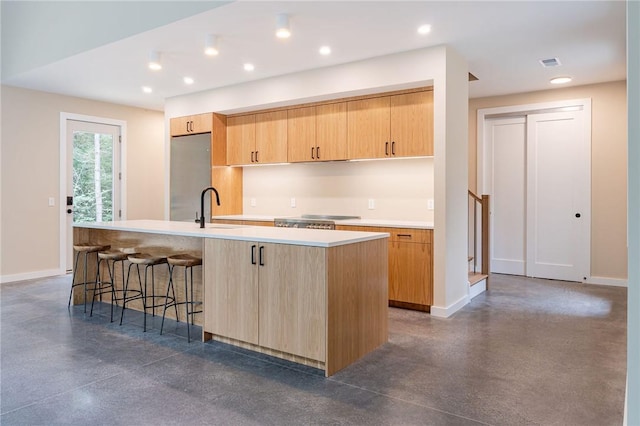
<box><xmin>73</xmin><ymin>220</ymin><xmax>389</xmax><ymax>376</ymax></box>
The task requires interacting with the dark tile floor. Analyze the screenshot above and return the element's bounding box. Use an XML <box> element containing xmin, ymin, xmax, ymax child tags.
<box><xmin>1</xmin><ymin>273</ymin><xmax>627</xmax><ymax>425</ymax></box>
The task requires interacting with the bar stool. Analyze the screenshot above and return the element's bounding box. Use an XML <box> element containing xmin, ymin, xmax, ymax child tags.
<box><xmin>161</xmin><ymin>254</ymin><xmax>203</xmax><ymax>343</ymax></box>
<box><xmin>68</xmin><ymin>243</ymin><xmax>111</xmax><ymax>313</ymax></box>
<box><xmin>90</xmin><ymin>249</ymin><xmax>136</xmax><ymax>322</ymax></box>
<box><xmin>120</xmin><ymin>253</ymin><xmax>171</xmax><ymax>332</ymax></box>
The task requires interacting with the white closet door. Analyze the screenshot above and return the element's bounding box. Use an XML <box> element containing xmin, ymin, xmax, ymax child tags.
<box><xmin>485</xmin><ymin>117</ymin><xmax>526</xmax><ymax>275</ymax></box>
<box><xmin>526</xmin><ymin>111</ymin><xmax>590</xmax><ymax>282</ymax></box>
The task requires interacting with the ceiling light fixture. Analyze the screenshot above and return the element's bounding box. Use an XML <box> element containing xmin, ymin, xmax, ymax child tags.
<box><xmin>183</xmin><ymin>77</ymin><xmax>194</xmax><ymax>85</ymax></box>
<box><xmin>319</xmin><ymin>46</ymin><xmax>331</xmax><ymax>55</ymax></box>
<box><xmin>550</xmin><ymin>76</ymin><xmax>572</xmax><ymax>84</ymax></box>
<box><xmin>148</xmin><ymin>51</ymin><xmax>162</xmax><ymax>71</ymax></box>
<box><xmin>417</xmin><ymin>24</ymin><xmax>432</xmax><ymax>35</ymax></box>
<box><xmin>276</xmin><ymin>13</ymin><xmax>291</xmax><ymax>38</ymax></box>
<box><xmin>205</xmin><ymin>34</ymin><xmax>219</xmax><ymax>56</ymax></box>
<box><xmin>244</xmin><ymin>63</ymin><xmax>255</xmax><ymax>72</ymax></box>
<box><xmin>142</xmin><ymin>86</ymin><xmax>152</xmax><ymax>93</ymax></box>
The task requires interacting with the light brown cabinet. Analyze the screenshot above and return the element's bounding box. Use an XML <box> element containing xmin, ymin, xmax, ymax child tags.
<box><xmin>335</xmin><ymin>225</ymin><xmax>433</xmax><ymax>309</ymax></box>
<box><xmin>204</xmin><ymin>239</ymin><xmax>326</xmax><ymax>361</ymax></box>
<box><xmin>170</xmin><ymin>113</ymin><xmax>213</xmax><ymax>136</ymax></box>
<box><xmin>211</xmin><ymin>218</ymin><xmax>273</xmax><ymax>227</ymax></box>
<box><xmin>288</xmin><ymin>103</ymin><xmax>347</xmax><ymax>162</ymax></box>
<box><xmin>347</xmin><ymin>90</ymin><xmax>433</xmax><ymax>159</ymax></box>
<box><xmin>227</xmin><ymin>111</ymin><xmax>288</xmax><ymax>165</ymax></box>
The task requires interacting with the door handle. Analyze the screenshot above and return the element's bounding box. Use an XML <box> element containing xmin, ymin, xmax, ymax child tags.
<box><xmin>311</xmin><ymin>147</ymin><xmax>315</xmax><ymax>159</ymax></box>
<box><xmin>251</xmin><ymin>245</ymin><xmax>257</xmax><ymax>265</ymax></box>
<box><xmin>391</xmin><ymin>141</ymin><xmax>396</xmax><ymax>155</ymax></box>
<box><xmin>67</xmin><ymin>209</ymin><xmax>73</xmax><ymax>214</ymax></box>
<box><xmin>316</xmin><ymin>146</ymin><xmax>320</xmax><ymax>159</ymax></box>
<box><xmin>255</xmin><ymin>151</ymin><xmax>259</xmax><ymax>162</ymax></box>
<box><xmin>575</xmin><ymin>213</ymin><xmax>581</xmax><ymax>218</ymax></box>
<box><xmin>385</xmin><ymin>142</ymin><xmax>389</xmax><ymax>156</ymax></box>
<box><xmin>259</xmin><ymin>246</ymin><xmax>265</xmax><ymax>266</ymax></box>
<box><xmin>251</xmin><ymin>151</ymin><xmax>255</xmax><ymax>163</ymax></box>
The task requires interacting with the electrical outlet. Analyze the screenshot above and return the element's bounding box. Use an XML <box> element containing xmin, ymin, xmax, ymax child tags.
<box><xmin>427</xmin><ymin>199</ymin><xmax>434</xmax><ymax>210</ymax></box>
<box><xmin>250</xmin><ymin>198</ymin><xmax>257</xmax><ymax>207</ymax></box>
<box><xmin>48</xmin><ymin>197</ymin><xmax>55</xmax><ymax>207</ymax></box>
<box><xmin>368</xmin><ymin>199</ymin><xmax>375</xmax><ymax>210</ymax></box>
<box><xmin>290</xmin><ymin>197</ymin><xmax>296</xmax><ymax>208</ymax></box>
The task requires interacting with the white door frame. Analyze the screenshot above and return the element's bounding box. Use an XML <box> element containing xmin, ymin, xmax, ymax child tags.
<box><xmin>59</xmin><ymin>113</ymin><xmax>127</xmax><ymax>273</ymax></box>
<box><xmin>477</xmin><ymin>98</ymin><xmax>592</xmax><ymax>281</ymax></box>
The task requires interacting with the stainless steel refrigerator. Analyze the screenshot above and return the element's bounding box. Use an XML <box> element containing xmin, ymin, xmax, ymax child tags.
<box><xmin>170</xmin><ymin>134</ymin><xmax>210</xmax><ymax>222</ymax></box>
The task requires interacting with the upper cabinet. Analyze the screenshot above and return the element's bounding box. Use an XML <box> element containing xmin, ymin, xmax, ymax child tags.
<box><xmin>288</xmin><ymin>103</ymin><xmax>347</xmax><ymax>163</ymax></box>
<box><xmin>347</xmin><ymin>90</ymin><xmax>433</xmax><ymax>159</ymax></box>
<box><xmin>227</xmin><ymin>111</ymin><xmax>287</xmax><ymax>165</ymax></box>
<box><xmin>170</xmin><ymin>113</ymin><xmax>213</xmax><ymax>136</ymax></box>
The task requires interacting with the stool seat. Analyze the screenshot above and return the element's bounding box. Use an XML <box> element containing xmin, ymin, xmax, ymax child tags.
<box><xmin>167</xmin><ymin>254</ymin><xmax>202</xmax><ymax>267</ymax></box>
<box><xmin>98</xmin><ymin>250</ymin><xmax>132</xmax><ymax>261</ymax></box>
<box><xmin>73</xmin><ymin>244</ymin><xmax>110</xmax><ymax>253</ymax></box>
<box><xmin>128</xmin><ymin>253</ymin><xmax>168</xmax><ymax>265</ymax></box>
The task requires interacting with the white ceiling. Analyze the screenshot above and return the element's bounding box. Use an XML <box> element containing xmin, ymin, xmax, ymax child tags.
<box><xmin>1</xmin><ymin>1</ymin><xmax>627</xmax><ymax>111</ymax></box>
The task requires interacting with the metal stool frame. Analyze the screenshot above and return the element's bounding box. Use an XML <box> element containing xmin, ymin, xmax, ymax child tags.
<box><xmin>160</xmin><ymin>259</ymin><xmax>202</xmax><ymax>343</ymax></box>
<box><xmin>68</xmin><ymin>244</ymin><xmax>110</xmax><ymax>313</ymax></box>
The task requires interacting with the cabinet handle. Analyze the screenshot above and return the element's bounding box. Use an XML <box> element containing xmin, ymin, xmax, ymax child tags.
<box><xmin>316</xmin><ymin>146</ymin><xmax>320</xmax><ymax>159</ymax></box>
<box><xmin>385</xmin><ymin>142</ymin><xmax>389</xmax><ymax>156</ymax></box>
<box><xmin>391</xmin><ymin>141</ymin><xmax>396</xmax><ymax>156</ymax></box>
<box><xmin>255</xmin><ymin>151</ymin><xmax>259</xmax><ymax>162</ymax></box>
<box><xmin>397</xmin><ymin>234</ymin><xmax>413</xmax><ymax>238</ymax></box>
<box><xmin>251</xmin><ymin>245</ymin><xmax>257</xmax><ymax>265</ymax></box>
<box><xmin>251</xmin><ymin>151</ymin><xmax>255</xmax><ymax>163</ymax></box>
<box><xmin>259</xmin><ymin>246</ymin><xmax>265</xmax><ymax>266</ymax></box>
<box><xmin>311</xmin><ymin>147</ymin><xmax>315</xmax><ymax>159</ymax></box>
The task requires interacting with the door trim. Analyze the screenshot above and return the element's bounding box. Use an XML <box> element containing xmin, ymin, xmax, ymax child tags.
<box><xmin>476</xmin><ymin>98</ymin><xmax>592</xmax><ymax>281</ymax></box>
<box><xmin>59</xmin><ymin>113</ymin><xmax>127</xmax><ymax>273</ymax></box>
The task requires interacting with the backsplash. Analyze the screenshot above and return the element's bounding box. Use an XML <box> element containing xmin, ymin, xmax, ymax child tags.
<box><xmin>242</xmin><ymin>157</ymin><xmax>434</xmax><ymax>221</ymax></box>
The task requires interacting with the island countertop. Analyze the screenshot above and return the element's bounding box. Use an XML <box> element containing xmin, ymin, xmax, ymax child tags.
<box><xmin>74</xmin><ymin>219</ymin><xmax>389</xmax><ymax>248</ymax></box>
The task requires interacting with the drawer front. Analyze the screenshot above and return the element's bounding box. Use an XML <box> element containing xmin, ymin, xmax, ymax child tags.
<box><xmin>336</xmin><ymin>225</ymin><xmax>432</xmax><ymax>244</ymax></box>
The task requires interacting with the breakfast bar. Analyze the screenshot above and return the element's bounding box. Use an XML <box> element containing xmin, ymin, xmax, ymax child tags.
<box><xmin>73</xmin><ymin>220</ymin><xmax>389</xmax><ymax>376</ymax></box>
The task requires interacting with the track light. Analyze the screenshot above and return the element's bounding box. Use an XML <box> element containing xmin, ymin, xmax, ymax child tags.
<box><xmin>205</xmin><ymin>34</ymin><xmax>219</xmax><ymax>56</ymax></box>
<box><xmin>148</xmin><ymin>51</ymin><xmax>162</xmax><ymax>71</ymax></box>
<box><xmin>276</xmin><ymin>14</ymin><xmax>291</xmax><ymax>38</ymax></box>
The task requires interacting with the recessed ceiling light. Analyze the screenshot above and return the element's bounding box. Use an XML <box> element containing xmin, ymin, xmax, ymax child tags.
<box><xmin>142</xmin><ymin>86</ymin><xmax>152</xmax><ymax>93</ymax></box>
<box><xmin>244</xmin><ymin>63</ymin><xmax>255</xmax><ymax>72</ymax></box>
<box><xmin>276</xmin><ymin>13</ymin><xmax>291</xmax><ymax>38</ymax></box>
<box><xmin>205</xmin><ymin>34</ymin><xmax>219</xmax><ymax>56</ymax></box>
<box><xmin>550</xmin><ymin>76</ymin><xmax>572</xmax><ymax>84</ymax></box>
<box><xmin>417</xmin><ymin>24</ymin><xmax>432</xmax><ymax>35</ymax></box>
<box><xmin>148</xmin><ymin>51</ymin><xmax>162</xmax><ymax>71</ymax></box>
<box><xmin>319</xmin><ymin>46</ymin><xmax>331</xmax><ymax>55</ymax></box>
<box><xmin>183</xmin><ymin>77</ymin><xmax>194</xmax><ymax>85</ymax></box>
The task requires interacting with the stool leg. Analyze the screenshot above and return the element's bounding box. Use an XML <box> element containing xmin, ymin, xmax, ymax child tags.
<box><xmin>106</xmin><ymin>259</ymin><xmax>116</xmax><ymax>322</ymax></box>
<box><xmin>160</xmin><ymin>264</ymin><xmax>173</xmax><ymax>336</ymax></box>
<box><xmin>90</xmin><ymin>258</ymin><xmax>103</xmax><ymax>317</ymax></box>
<box><xmin>120</xmin><ymin>263</ymin><xmax>134</xmax><ymax>326</ymax></box>
<box><xmin>68</xmin><ymin>250</ymin><xmax>81</xmax><ymax>309</ymax></box>
<box><xmin>83</xmin><ymin>251</ymin><xmax>90</xmax><ymax>313</ymax></box>
<box><xmin>184</xmin><ymin>266</ymin><xmax>191</xmax><ymax>343</ymax></box>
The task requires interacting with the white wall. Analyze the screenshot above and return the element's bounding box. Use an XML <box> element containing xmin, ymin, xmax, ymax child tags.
<box><xmin>0</xmin><ymin>85</ymin><xmax>165</xmax><ymax>282</ymax></box>
<box><xmin>166</xmin><ymin>45</ymin><xmax>470</xmax><ymax>317</ymax></box>
<box><xmin>242</xmin><ymin>158</ymin><xmax>434</xmax><ymax>221</ymax></box>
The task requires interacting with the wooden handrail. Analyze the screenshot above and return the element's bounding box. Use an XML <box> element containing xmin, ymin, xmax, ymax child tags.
<box><xmin>468</xmin><ymin>189</ymin><xmax>482</xmax><ymax>202</ymax></box>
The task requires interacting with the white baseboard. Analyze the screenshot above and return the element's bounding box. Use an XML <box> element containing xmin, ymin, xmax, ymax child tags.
<box><xmin>430</xmin><ymin>294</ymin><xmax>470</xmax><ymax>318</ymax></box>
<box><xmin>469</xmin><ymin>279</ymin><xmax>487</xmax><ymax>299</ymax></box>
<box><xmin>586</xmin><ymin>276</ymin><xmax>628</xmax><ymax>287</ymax></box>
<box><xmin>0</xmin><ymin>268</ymin><xmax>66</xmax><ymax>284</ymax></box>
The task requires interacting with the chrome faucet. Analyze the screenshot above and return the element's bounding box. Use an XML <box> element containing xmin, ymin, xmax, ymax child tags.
<box><xmin>200</xmin><ymin>186</ymin><xmax>221</xmax><ymax>228</ymax></box>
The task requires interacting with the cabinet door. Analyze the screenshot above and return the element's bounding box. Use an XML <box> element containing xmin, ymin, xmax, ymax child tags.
<box><xmin>227</xmin><ymin>115</ymin><xmax>255</xmax><ymax>165</ymax></box>
<box><xmin>287</xmin><ymin>106</ymin><xmax>316</xmax><ymax>162</ymax></box>
<box><xmin>255</xmin><ymin>111</ymin><xmax>288</xmax><ymax>164</ymax></box>
<box><xmin>258</xmin><ymin>243</ymin><xmax>326</xmax><ymax>361</ymax></box>
<box><xmin>170</xmin><ymin>113</ymin><xmax>212</xmax><ymax>136</ymax></box>
<box><xmin>390</xmin><ymin>91</ymin><xmax>433</xmax><ymax>157</ymax></box>
<box><xmin>204</xmin><ymin>239</ymin><xmax>259</xmax><ymax>344</ymax></box>
<box><xmin>347</xmin><ymin>97</ymin><xmax>390</xmax><ymax>159</ymax></box>
<box><xmin>389</xmin><ymin>241</ymin><xmax>432</xmax><ymax>305</ymax></box>
<box><xmin>316</xmin><ymin>102</ymin><xmax>347</xmax><ymax>161</ymax></box>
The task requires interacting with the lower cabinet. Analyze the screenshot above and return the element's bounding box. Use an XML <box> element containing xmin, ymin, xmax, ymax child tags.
<box><xmin>211</xmin><ymin>218</ymin><xmax>273</xmax><ymax>227</ymax></box>
<box><xmin>204</xmin><ymin>239</ymin><xmax>326</xmax><ymax>361</ymax></box>
<box><xmin>336</xmin><ymin>225</ymin><xmax>433</xmax><ymax>309</ymax></box>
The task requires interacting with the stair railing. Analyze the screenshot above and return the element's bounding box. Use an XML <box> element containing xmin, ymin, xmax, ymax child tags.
<box><xmin>468</xmin><ymin>190</ymin><xmax>490</xmax><ymax>287</ymax></box>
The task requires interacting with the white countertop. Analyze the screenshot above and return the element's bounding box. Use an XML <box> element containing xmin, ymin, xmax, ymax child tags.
<box><xmin>212</xmin><ymin>215</ymin><xmax>433</xmax><ymax>229</ymax></box>
<box><xmin>75</xmin><ymin>220</ymin><xmax>388</xmax><ymax>248</ymax></box>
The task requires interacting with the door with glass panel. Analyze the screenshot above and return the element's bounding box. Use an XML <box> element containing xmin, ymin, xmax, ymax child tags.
<box><xmin>66</xmin><ymin>120</ymin><xmax>121</xmax><ymax>271</ymax></box>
